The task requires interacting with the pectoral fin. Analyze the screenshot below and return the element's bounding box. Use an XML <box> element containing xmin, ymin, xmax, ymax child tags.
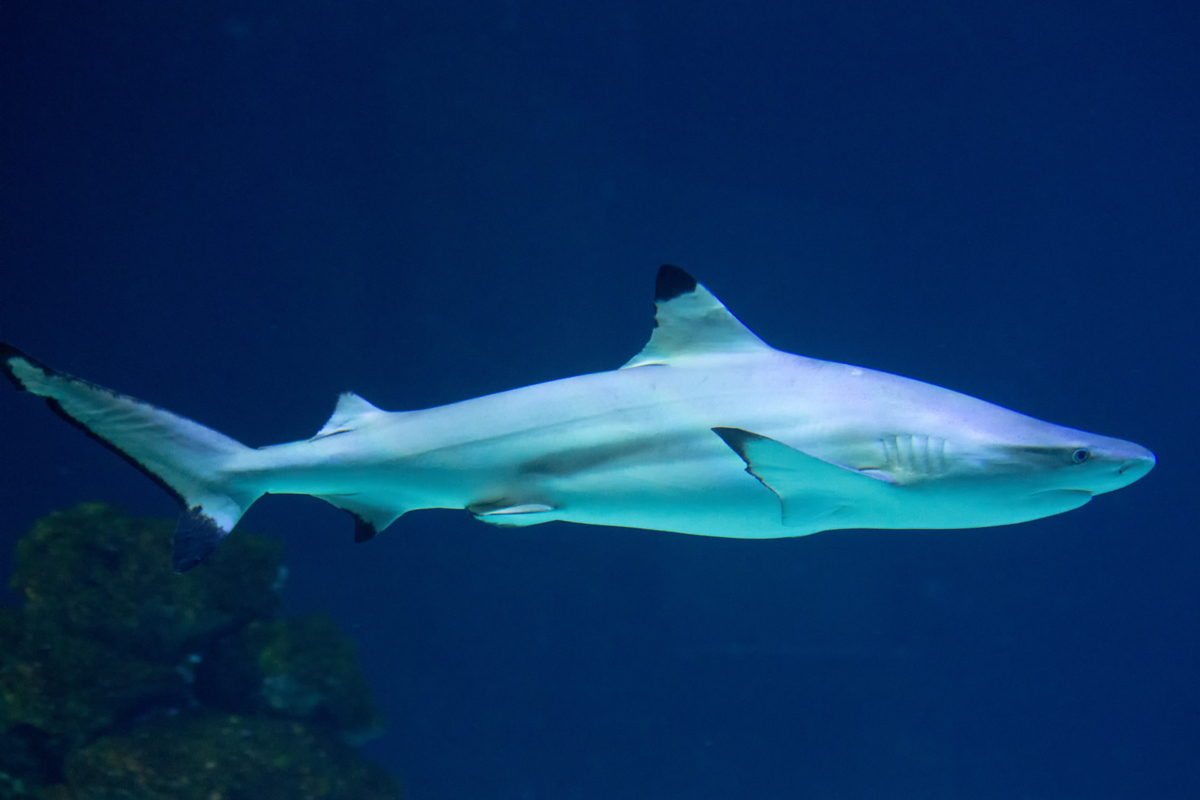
<box><xmin>712</xmin><ymin>427</ymin><xmax>892</xmax><ymax>528</ymax></box>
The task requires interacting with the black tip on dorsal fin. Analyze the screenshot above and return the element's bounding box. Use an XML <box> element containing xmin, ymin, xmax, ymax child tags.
<box><xmin>655</xmin><ymin>264</ymin><xmax>698</xmax><ymax>303</ymax></box>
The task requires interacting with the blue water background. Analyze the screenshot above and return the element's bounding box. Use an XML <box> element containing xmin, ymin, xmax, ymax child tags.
<box><xmin>1</xmin><ymin>2</ymin><xmax>1196</xmax><ymax>797</ymax></box>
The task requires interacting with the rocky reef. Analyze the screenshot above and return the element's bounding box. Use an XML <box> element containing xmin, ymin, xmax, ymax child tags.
<box><xmin>0</xmin><ymin>503</ymin><xmax>401</xmax><ymax>800</ymax></box>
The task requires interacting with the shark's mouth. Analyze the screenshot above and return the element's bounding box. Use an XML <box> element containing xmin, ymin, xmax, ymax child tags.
<box><xmin>1031</xmin><ymin>488</ymin><xmax>1094</xmax><ymax>513</ymax></box>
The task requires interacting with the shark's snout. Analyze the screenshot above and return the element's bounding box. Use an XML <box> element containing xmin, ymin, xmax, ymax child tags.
<box><xmin>1091</xmin><ymin>440</ymin><xmax>1155</xmax><ymax>493</ymax></box>
<box><xmin>1118</xmin><ymin>448</ymin><xmax>1156</xmax><ymax>477</ymax></box>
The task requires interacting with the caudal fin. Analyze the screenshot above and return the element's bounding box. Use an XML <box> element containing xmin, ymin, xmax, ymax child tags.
<box><xmin>1</xmin><ymin>343</ymin><xmax>262</xmax><ymax>572</ymax></box>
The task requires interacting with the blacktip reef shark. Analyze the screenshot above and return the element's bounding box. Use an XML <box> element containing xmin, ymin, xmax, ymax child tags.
<box><xmin>1</xmin><ymin>265</ymin><xmax>1154</xmax><ymax>572</ymax></box>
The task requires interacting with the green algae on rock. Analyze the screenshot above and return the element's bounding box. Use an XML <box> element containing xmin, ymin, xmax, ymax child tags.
<box><xmin>0</xmin><ymin>722</ymin><xmax>48</xmax><ymax>800</ymax></box>
<box><xmin>197</xmin><ymin>614</ymin><xmax>385</xmax><ymax>744</ymax></box>
<box><xmin>11</xmin><ymin>503</ymin><xmax>284</xmax><ymax>662</ymax></box>
<box><xmin>0</xmin><ymin>609</ymin><xmax>185</xmax><ymax>749</ymax></box>
<box><xmin>0</xmin><ymin>503</ymin><xmax>401</xmax><ymax>799</ymax></box>
<box><xmin>62</xmin><ymin>712</ymin><xmax>401</xmax><ymax>800</ymax></box>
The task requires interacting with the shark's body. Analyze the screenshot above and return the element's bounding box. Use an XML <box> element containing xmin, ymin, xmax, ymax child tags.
<box><xmin>1</xmin><ymin>266</ymin><xmax>1155</xmax><ymax>571</ymax></box>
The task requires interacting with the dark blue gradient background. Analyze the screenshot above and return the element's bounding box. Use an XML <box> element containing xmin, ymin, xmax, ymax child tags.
<box><xmin>1</xmin><ymin>2</ymin><xmax>1197</xmax><ymax>798</ymax></box>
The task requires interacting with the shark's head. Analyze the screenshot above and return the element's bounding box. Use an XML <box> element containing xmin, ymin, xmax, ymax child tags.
<box><xmin>1030</xmin><ymin>433</ymin><xmax>1156</xmax><ymax>496</ymax></box>
<box><xmin>864</xmin><ymin>387</ymin><xmax>1160</xmax><ymax>528</ymax></box>
<box><xmin>947</xmin><ymin>414</ymin><xmax>1157</xmax><ymax>523</ymax></box>
<box><xmin>966</xmin><ymin>410</ymin><xmax>1156</xmax><ymax>494</ymax></box>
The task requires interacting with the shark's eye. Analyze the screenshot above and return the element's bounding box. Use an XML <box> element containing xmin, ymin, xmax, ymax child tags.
<box><xmin>1072</xmin><ymin>448</ymin><xmax>1091</xmax><ymax>464</ymax></box>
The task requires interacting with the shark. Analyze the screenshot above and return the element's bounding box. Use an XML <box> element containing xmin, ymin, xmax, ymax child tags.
<box><xmin>1</xmin><ymin>265</ymin><xmax>1155</xmax><ymax>572</ymax></box>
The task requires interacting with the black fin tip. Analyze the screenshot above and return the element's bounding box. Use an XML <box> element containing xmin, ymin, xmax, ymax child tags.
<box><xmin>349</xmin><ymin>511</ymin><xmax>378</xmax><ymax>543</ymax></box>
<box><xmin>712</xmin><ymin>426</ymin><xmax>762</xmax><ymax>459</ymax></box>
<box><xmin>173</xmin><ymin>507</ymin><xmax>229</xmax><ymax>573</ymax></box>
<box><xmin>654</xmin><ymin>264</ymin><xmax>698</xmax><ymax>303</ymax></box>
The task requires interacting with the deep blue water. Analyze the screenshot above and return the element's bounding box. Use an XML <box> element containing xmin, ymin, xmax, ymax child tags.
<box><xmin>1</xmin><ymin>1</ymin><xmax>1197</xmax><ymax>797</ymax></box>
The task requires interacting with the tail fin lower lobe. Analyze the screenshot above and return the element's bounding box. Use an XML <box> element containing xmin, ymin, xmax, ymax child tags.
<box><xmin>1</xmin><ymin>343</ymin><xmax>261</xmax><ymax>571</ymax></box>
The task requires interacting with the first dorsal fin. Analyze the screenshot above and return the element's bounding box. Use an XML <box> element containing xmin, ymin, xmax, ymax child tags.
<box><xmin>312</xmin><ymin>392</ymin><xmax>383</xmax><ymax>441</ymax></box>
<box><xmin>621</xmin><ymin>265</ymin><xmax>772</xmax><ymax>368</ymax></box>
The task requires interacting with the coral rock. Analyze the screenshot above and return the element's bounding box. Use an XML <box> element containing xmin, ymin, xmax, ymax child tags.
<box><xmin>63</xmin><ymin>711</ymin><xmax>402</xmax><ymax>800</ymax></box>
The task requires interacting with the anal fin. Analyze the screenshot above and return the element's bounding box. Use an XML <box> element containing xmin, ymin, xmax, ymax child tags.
<box><xmin>316</xmin><ymin>494</ymin><xmax>405</xmax><ymax>542</ymax></box>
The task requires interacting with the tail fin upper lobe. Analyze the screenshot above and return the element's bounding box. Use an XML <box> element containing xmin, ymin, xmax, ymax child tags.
<box><xmin>1</xmin><ymin>343</ymin><xmax>261</xmax><ymax>571</ymax></box>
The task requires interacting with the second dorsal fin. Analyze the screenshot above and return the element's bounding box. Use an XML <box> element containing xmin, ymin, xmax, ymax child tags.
<box><xmin>621</xmin><ymin>265</ymin><xmax>772</xmax><ymax>368</ymax></box>
<box><xmin>312</xmin><ymin>392</ymin><xmax>384</xmax><ymax>441</ymax></box>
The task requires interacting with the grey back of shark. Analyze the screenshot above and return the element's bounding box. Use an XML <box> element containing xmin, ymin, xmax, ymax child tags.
<box><xmin>1</xmin><ymin>265</ymin><xmax>1155</xmax><ymax>572</ymax></box>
